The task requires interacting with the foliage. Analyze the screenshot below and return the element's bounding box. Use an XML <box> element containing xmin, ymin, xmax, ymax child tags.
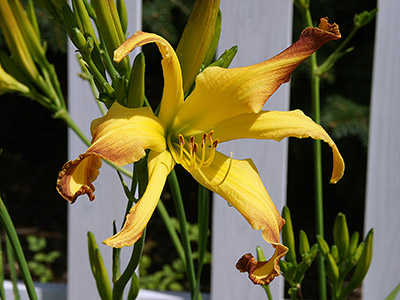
<box><xmin>26</xmin><ymin>234</ymin><xmax>60</xmax><ymax>283</ymax></box>
<box><xmin>321</xmin><ymin>94</ymin><xmax>370</xmax><ymax>148</ymax></box>
<box><xmin>139</xmin><ymin>218</ymin><xmax>211</xmax><ymax>291</ymax></box>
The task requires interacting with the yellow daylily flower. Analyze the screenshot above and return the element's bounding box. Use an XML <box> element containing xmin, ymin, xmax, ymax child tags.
<box><xmin>56</xmin><ymin>18</ymin><xmax>344</xmax><ymax>284</ymax></box>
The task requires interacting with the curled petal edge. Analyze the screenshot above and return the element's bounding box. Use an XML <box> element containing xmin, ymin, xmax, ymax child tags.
<box><xmin>236</xmin><ymin>243</ymin><xmax>288</xmax><ymax>285</ymax></box>
<box><xmin>56</xmin><ymin>154</ymin><xmax>102</xmax><ymax>203</ymax></box>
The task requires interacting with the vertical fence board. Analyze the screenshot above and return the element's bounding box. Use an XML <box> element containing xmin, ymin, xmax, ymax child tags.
<box><xmin>363</xmin><ymin>0</ymin><xmax>400</xmax><ymax>299</ymax></box>
<box><xmin>67</xmin><ymin>2</ymin><xmax>141</xmax><ymax>299</ymax></box>
<box><xmin>211</xmin><ymin>1</ymin><xmax>293</xmax><ymax>299</ymax></box>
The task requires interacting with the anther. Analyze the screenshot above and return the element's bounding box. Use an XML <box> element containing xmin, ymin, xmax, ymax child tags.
<box><xmin>212</xmin><ymin>139</ymin><xmax>219</xmax><ymax>149</ymax></box>
<box><xmin>193</xmin><ymin>143</ymin><xmax>198</xmax><ymax>155</ymax></box>
<box><xmin>189</xmin><ymin>136</ymin><xmax>195</xmax><ymax>151</ymax></box>
<box><xmin>201</xmin><ymin>132</ymin><xmax>207</xmax><ymax>147</ymax></box>
<box><xmin>178</xmin><ymin>134</ymin><xmax>185</xmax><ymax>146</ymax></box>
<box><xmin>209</xmin><ymin>130</ymin><xmax>215</xmax><ymax>144</ymax></box>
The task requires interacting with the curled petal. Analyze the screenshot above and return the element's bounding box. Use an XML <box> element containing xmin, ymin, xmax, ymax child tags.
<box><xmin>188</xmin><ymin>151</ymin><xmax>288</xmax><ymax>283</ymax></box>
<box><xmin>56</xmin><ymin>154</ymin><xmax>102</xmax><ymax>203</ymax></box>
<box><xmin>114</xmin><ymin>31</ymin><xmax>184</xmax><ymax>128</ymax></box>
<box><xmin>212</xmin><ymin>109</ymin><xmax>344</xmax><ymax>183</ymax></box>
<box><xmin>89</xmin><ymin>102</ymin><xmax>166</xmax><ymax>166</ymax></box>
<box><xmin>236</xmin><ymin>244</ymin><xmax>288</xmax><ymax>285</ymax></box>
<box><xmin>56</xmin><ymin>103</ymin><xmax>166</xmax><ymax>203</ymax></box>
<box><xmin>171</xmin><ymin>17</ymin><xmax>341</xmax><ymax>136</ymax></box>
<box><xmin>104</xmin><ymin>150</ymin><xmax>175</xmax><ymax>247</ymax></box>
<box><xmin>189</xmin><ymin>150</ymin><xmax>285</xmax><ymax>250</ymax></box>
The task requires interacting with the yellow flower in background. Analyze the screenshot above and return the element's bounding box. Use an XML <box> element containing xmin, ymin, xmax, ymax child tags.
<box><xmin>56</xmin><ymin>18</ymin><xmax>344</xmax><ymax>284</ymax></box>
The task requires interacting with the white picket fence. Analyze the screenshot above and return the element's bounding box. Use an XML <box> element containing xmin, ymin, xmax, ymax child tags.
<box><xmin>65</xmin><ymin>0</ymin><xmax>400</xmax><ymax>299</ymax></box>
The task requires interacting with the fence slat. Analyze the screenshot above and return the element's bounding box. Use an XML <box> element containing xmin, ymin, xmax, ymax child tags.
<box><xmin>211</xmin><ymin>1</ymin><xmax>293</xmax><ymax>299</ymax></box>
<box><xmin>363</xmin><ymin>0</ymin><xmax>400</xmax><ymax>299</ymax></box>
<box><xmin>67</xmin><ymin>2</ymin><xmax>141</xmax><ymax>299</ymax></box>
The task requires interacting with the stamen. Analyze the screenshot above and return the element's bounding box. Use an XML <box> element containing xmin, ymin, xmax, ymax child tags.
<box><xmin>189</xmin><ymin>136</ymin><xmax>195</xmax><ymax>152</ymax></box>
<box><xmin>208</xmin><ymin>130</ymin><xmax>215</xmax><ymax>145</ymax></box>
<box><xmin>214</xmin><ymin>152</ymin><xmax>233</xmax><ymax>187</ymax></box>
<box><xmin>195</xmin><ymin>152</ymin><xmax>233</xmax><ymax>188</ymax></box>
<box><xmin>178</xmin><ymin>134</ymin><xmax>185</xmax><ymax>162</ymax></box>
<box><xmin>203</xmin><ymin>138</ymin><xmax>219</xmax><ymax>168</ymax></box>
<box><xmin>201</xmin><ymin>133</ymin><xmax>207</xmax><ymax>147</ymax></box>
<box><xmin>172</xmin><ymin>131</ymin><xmax>220</xmax><ymax>171</ymax></box>
<box><xmin>200</xmin><ymin>132</ymin><xmax>207</xmax><ymax>165</ymax></box>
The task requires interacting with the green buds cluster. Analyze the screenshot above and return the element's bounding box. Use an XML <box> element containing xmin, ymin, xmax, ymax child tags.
<box><xmin>61</xmin><ymin>0</ymin><xmax>139</xmax><ymax>105</ymax></box>
<box><xmin>354</xmin><ymin>9</ymin><xmax>378</xmax><ymax>29</ymax></box>
<box><xmin>280</xmin><ymin>206</ymin><xmax>319</xmax><ymax>298</ymax></box>
<box><xmin>317</xmin><ymin>213</ymin><xmax>374</xmax><ymax>300</ymax></box>
<box><xmin>0</xmin><ymin>0</ymin><xmax>66</xmax><ymax>113</ymax></box>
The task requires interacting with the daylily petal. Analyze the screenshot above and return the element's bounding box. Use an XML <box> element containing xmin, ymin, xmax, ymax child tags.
<box><xmin>188</xmin><ymin>150</ymin><xmax>288</xmax><ymax>283</ymax></box>
<box><xmin>176</xmin><ymin>0</ymin><xmax>220</xmax><ymax>92</ymax></box>
<box><xmin>104</xmin><ymin>150</ymin><xmax>175</xmax><ymax>247</ymax></box>
<box><xmin>211</xmin><ymin>109</ymin><xmax>344</xmax><ymax>183</ymax></box>
<box><xmin>171</xmin><ymin>18</ymin><xmax>340</xmax><ymax>136</ymax></box>
<box><xmin>56</xmin><ymin>102</ymin><xmax>166</xmax><ymax>203</ymax></box>
<box><xmin>114</xmin><ymin>31</ymin><xmax>184</xmax><ymax>128</ymax></box>
<box><xmin>189</xmin><ymin>150</ymin><xmax>285</xmax><ymax>247</ymax></box>
<box><xmin>56</xmin><ymin>154</ymin><xmax>102</xmax><ymax>203</ymax></box>
<box><xmin>88</xmin><ymin>102</ymin><xmax>166</xmax><ymax>166</ymax></box>
<box><xmin>236</xmin><ymin>247</ymin><xmax>288</xmax><ymax>285</ymax></box>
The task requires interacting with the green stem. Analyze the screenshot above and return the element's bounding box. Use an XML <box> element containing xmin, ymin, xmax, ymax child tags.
<box><xmin>5</xmin><ymin>235</ymin><xmax>21</xmax><ymax>300</ymax></box>
<box><xmin>263</xmin><ymin>284</ymin><xmax>273</xmax><ymax>300</ymax></box>
<box><xmin>112</xmin><ymin>231</ymin><xmax>146</xmax><ymax>300</ymax></box>
<box><xmin>193</xmin><ymin>185</ymin><xmax>210</xmax><ymax>300</ymax></box>
<box><xmin>303</xmin><ymin>9</ymin><xmax>327</xmax><ymax>300</ymax></box>
<box><xmin>0</xmin><ymin>197</ymin><xmax>38</xmax><ymax>300</ymax></box>
<box><xmin>0</xmin><ymin>231</ymin><xmax>5</xmax><ymax>300</ymax></box>
<box><xmin>113</xmin><ymin>159</ymin><xmax>148</xmax><ymax>300</ymax></box>
<box><xmin>156</xmin><ymin>201</ymin><xmax>186</xmax><ymax>264</ymax></box>
<box><xmin>167</xmin><ymin>170</ymin><xmax>197</xmax><ymax>298</ymax></box>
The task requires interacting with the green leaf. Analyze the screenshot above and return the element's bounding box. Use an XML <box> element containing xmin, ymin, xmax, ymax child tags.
<box><xmin>385</xmin><ymin>282</ymin><xmax>400</xmax><ymax>300</ymax></box>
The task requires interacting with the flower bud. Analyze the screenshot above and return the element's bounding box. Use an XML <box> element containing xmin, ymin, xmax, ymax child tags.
<box><xmin>340</xmin><ymin>229</ymin><xmax>373</xmax><ymax>298</ymax></box>
<box><xmin>209</xmin><ymin>45</ymin><xmax>238</xmax><ymax>68</ymax></box>
<box><xmin>126</xmin><ymin>53</ymin><xmax>145</xmax><ymax>108</ymax></box>
<box><xmin>176</xmin><ymin>0</ymin><xmax>221</xmax><ymax>93</ymax></box>
<box><xmin>0</xmin><ymin>65</ymin><xmax>30</xmax><ymax>95</ymax></box>
<box><xmin>202</xmin><ymin>10</ymin><xmax>222</xmax><ymax>67</ymax></box>
<box><xmin>345</xmin><ymin>231</ymin><xmax>359</xmax><ymax>261</ymax></box>
<box><xmin>87</xmin><ymin>232</ymin><xmax>112</xmax><ymax>300</ymax></box>
<box><xmin>354</xmin><ymin>9</ymin><xmax>378</xmax><ymax>29</ymax></box>
<box><xmin>333</xmin><ymin>212</ymin><xmax>349</xmax><ymax>260</ymax></box>
<box><xmin>316</xmin><ymin>235</ymin><xmax>330</xmax><ymax>257</ymax></box>
<box><xmin>325</xmin><ymin>252</ymin><xmax>339</xmax><ymax>282</ymax></box>
<box><xmin>299</xmin><ymin>230</ymin><xmax>310</xmax><ymax>256</ymax></box>
<box><xmin>281</xmin><ymin>206</ymin><xmax>297</xmax><ymax>264</ymax></box>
